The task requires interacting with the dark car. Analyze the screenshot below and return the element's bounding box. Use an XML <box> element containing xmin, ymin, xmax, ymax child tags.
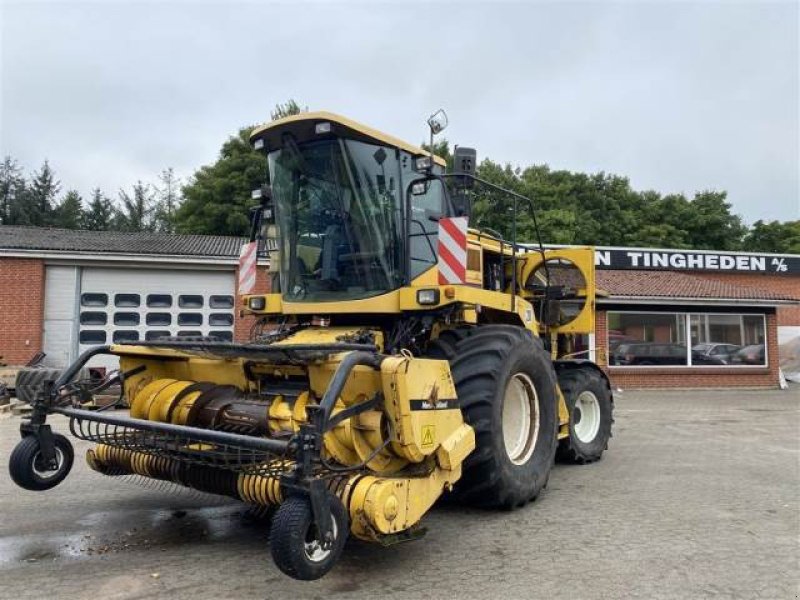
<box><xmin>731</xmin><ymin>344</ymin><xmax>766</xmax><ymax>365</ymax></box>
<box><xmin>612</xmin><ymin>342</ymin><xmax>725</xmax><ymax>366</ymax></box>
<box><xmin>692</xmin><ymin>343</ymin><xmax>741</xmax><ymax>365</ymax></box>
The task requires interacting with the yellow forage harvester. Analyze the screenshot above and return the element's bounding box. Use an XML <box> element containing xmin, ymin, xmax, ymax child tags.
<box><xmin>9</xmin><ymin>111</ymin><xmax>613</xmax><ymax>580</ymax></box>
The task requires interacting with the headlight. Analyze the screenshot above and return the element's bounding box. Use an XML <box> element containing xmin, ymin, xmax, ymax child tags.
<box><xmin>416</xmin><ymin>289</ymin><xmax>440</xmax><ymax>306</ymax></box>
<box><xmin>248</xmin><ymin>296</ymin><xmax>266</xmax><ymax>311</ymax></box>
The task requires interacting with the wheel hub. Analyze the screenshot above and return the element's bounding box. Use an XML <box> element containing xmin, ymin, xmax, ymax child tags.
<box><xmin>304</xmin><ymin>518</ymin><xmax>338</xmax><ymax>563</ymax></box>
<box><xmin>502</xmin><ymin>373</ymin><xmax>540</xmax><ymax>465</ymax></box>
<box><xmin>573</xmin><ymin>390</ymin><xmax>601</xmax><ymax>443</ymax></box>
<box><xmin>32</xmin><ymin>448</ymin><xmax>64</xmax><ymax>479</ymax></box>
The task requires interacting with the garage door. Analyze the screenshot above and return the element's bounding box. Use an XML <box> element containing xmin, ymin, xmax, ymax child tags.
<box><xmin>78</xmin><ymin>267</ymin><xmax>236</xmax><ymax>369</ymax></box>
<box><xmin>42</xmin><ymin>266</ymin><xmax>80</xmax><ymax>367</ymax></box>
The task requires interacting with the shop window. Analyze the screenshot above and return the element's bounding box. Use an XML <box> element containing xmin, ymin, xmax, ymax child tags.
<box><xmin>609</xmin><ymin>311</ymin><xmax>767</xmax><ymax>367</ymax></box>
<box><xmin>178</xmin><ymin>295</ymin><xmax>203</xmax><ymax>308</ymax></box>
<box><xmin>145</xmin><ymin>331</ymin><xmax>171</xmax><ymax>341</ymax></box>
<box><xmin>147</xmin><ymin>294</ymin><xmax>172</xmax><ymax>308</ymax></box>
<box><xmin>115</xmin><ymin>294</ymin><xmax>140</xmax><ymax>307</ymax></box>
<box><xmin>209</xmin><ymin>313</ymin><xmax>234</xmax><ymax>327</ymax></box>
<box><xmin>81</xmin><ymin>293</ymin><xmax>108</xmax><ymax>307</ymax></box>
<box><xmin>80</xmin><ymin>330</ymin><xmax>106</xmax><ymax>344</ymax></box>
<box><xmin>210</xmin><ymin>295</ymin><xmax>234</xmax><ymax>309</ymax></box>
<box><xmin>608</xmin><ymin>312</ymin><xmax>687</xmax><ymax>366</ymax></box>
<box><xmin>178</xmin><ymin>313</ymin><xmax>203</xmax><ymax>326</ymax></box>
<box><xmin>114</xmin><ymin>312</ymin><xmax>140</xmax><ymax>326</ymax></box>
<box><xmin>80</xmin><ymin>312</ymin><xmax>107</xmax><ymax>326</ymax></box>
<box><xmin>146</xmin><ymin>313</ymin><xmax>172</xmax><ymax>326</ymax></box>
<box><xmin>209</xmin><ymin>331</ymin><xmax>233</xmax><ymax>342</ymax></box>
<box><xmin>113</xmin><ymin>330</ymin><xmax>139</xmax><ymax>343</ymax></box>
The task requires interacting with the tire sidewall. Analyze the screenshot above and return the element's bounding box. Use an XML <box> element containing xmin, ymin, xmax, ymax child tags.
<box><xmin>565</xmin><ymin>371</ymin><xmax>613</xmax><ymax>458</ymax></box>
<box><xmin>488</xmin><ymin>337</ymin><xmax>558</xmax><ymax>505</ymax></box>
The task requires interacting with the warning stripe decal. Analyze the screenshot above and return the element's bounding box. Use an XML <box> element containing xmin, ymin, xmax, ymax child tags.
<box><xmin>238</xmin><ymin>241</ymin><xmax>258</xmax><ymax>295</ymax></box>
<box><xmin>437</xmin><ymin>217</ymin><xmax>468</xmax><ymax>284</ymax></box>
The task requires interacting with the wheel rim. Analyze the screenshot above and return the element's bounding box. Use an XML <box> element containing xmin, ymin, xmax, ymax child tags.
<box><xmin>502</xmin><ymin>373</ymin><xmax>540</xmax><ymax>465</ymax></box>
<box><xmin>304</xmin><ymin>517</ymin><xmax>337</xmax><ymax>563</ymax></box>
<box><xmin>573</xmin><ymin>391</ymin><xmax>601</xmax><ymax>443</ymax></box>
<box><xmin>32</xmin><ymin>447</ymin><xmax>64</xmax><ymax>480</ymax></box>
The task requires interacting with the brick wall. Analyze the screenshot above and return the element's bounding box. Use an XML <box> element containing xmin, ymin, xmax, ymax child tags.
<box><xmin>0</xmin><ymin>258</ymin><xmax>45</xmax><ymax>364</ymax></box>
<box><xmin>234</xmin><ymin>266</ymin><xmax>271</xmax><ymax>342</ymax></box>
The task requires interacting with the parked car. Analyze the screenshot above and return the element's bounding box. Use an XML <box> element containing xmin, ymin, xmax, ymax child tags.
<box><xmin>731</xmin><ymin>344</ymin><xmax>766</xmax><ymax>365</ymax></box>
<box><xmin>612</xmin><ymin>342</ymin><xmax>725</xmax><ymax>366</ymax></box>
<box><xmin>691</xmin><ymin>343</ymin><xmax>741</xmax><ymax>365</ymax></box>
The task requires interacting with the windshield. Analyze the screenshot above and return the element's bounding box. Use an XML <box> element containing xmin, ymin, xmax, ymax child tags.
<box><xmin>269</xmin><ymin>139</ymin><xmax>405</xmax><ymax>302</ymax></box>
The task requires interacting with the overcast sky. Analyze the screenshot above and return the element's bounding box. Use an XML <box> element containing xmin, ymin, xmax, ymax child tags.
<box><xmin>1</xmin><ymin>0</ymin><xmax>798</xmax><ymax>224</ymax></box>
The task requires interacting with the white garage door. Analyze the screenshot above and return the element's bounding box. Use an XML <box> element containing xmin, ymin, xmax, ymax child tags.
<box><xmin>42</xmin><ymin>266</ymin><xmax>80</xmax><ymax>367</ymax></box>
<box><xmin>77</xmin><ymin>267</ymin><xmax>236</xmax><ymax>369</ymax></box>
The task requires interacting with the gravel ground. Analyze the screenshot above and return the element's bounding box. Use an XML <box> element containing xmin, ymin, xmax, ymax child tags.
<box><xmin>0</xmin><ymin>387</ymin><xmax>797</xmax><ymax>600</ymax></box>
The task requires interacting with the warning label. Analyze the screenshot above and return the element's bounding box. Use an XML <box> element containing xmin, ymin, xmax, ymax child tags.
<box><xmin>421</xmin><ymin>425</ymin><xmax>435</xmax><ymax>447</ymax></box>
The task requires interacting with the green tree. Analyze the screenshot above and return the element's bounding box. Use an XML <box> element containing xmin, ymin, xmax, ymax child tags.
<box><xmin>115</xmin><ymin>181</ymin><xmax>155</xmax><ymax>232</ymax></box>
<box><xmin>0</xmin><ymin>156</ymin><xmax>25</xmax><ymax>225</ymax></box>
<box><xmin>176</xmin><ymin>126</ymin><xmax>269</xmax><ymax>235</ymax></box>
<box><xmin>83</xmin><ymin>188</ymin><xmax>115</xmax><ymax>230</ymax></box>
<box><xmin>743</xmin><ymin>220</ymin><xmax>800</xmax><ymax>253</ymax></box>
<box><xmin>54</xmin><ymin>190</ymin><xmax>84</xmax><ymax>229</ymax></box>
<box><xmin>153</xmin><ymin>168</ymin><xmax>181</xmax><ymax>232</ymax></box>
<box><xmin>19</xmin><ymin>161</ymin><xmax>60</xmax><ymax>226</ymax></box>
<box><xmin>270</xmin><ymin>99</ymin><xmax>304</xmax><ymax>121</ymax></box>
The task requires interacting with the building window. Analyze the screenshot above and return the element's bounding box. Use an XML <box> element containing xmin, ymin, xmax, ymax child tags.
<box><xmin>80</xmin><ymin>312</ymin><xmax>107</xmax><ymax>326</ymax></box>
<box><xmin>145</xmin><ymin>331</ymin><xmax>171</xmax><ymax>341</ymax></box>
<box><xmin>115</xmin><ymin>293</ymin><xmax>140</xmax><ymax>307</ymax></box>
<box><xmin>80</xmin><ymin>330</ymin><xmax>106</xmax><ymax>344</ymax></box>
<box><xmin>209</xmin><ymin>313</ymin><xmax>234</xmax><ymax>327</ymax></box>
<box><xmin>146</xmin><ymin>313</ymin><xmax>172</xmax><ymax>326</ymax></box>
<box><xmin>210</xmin><ymin>295</ymin><xmax>234</xmax><ymax>309</ymax></box>
<box><xmin>178</xmin><ymin>313</ymin><xmax>203</xmax><ymax>326</ymax></box>
<box><xmin>608</xmin><ymin>311</ymin><xmax>766</xmax><ymax>367</ymax></box>
<box><xmin>147</xmin><ymin>294</ymin><xmax>172</xmax><ymax>308</ymax></box>
<box><xmin>81</xmin><ymin>293</ymin><xmax>108</xmax><ymax>307</ymax></box>
<box><xmin>178</xmin><ymin>295</ymin><xmax>203</xmax><ymax>308</ymax></box>
<box><xmin>177</xmin><ymin>331</ymin><xmax>203</xmax><ymax>337</ymax></box>
<box><xmin>210</xmin><ymin>331</ymin><xmax>233</xmax><ymax>342</ymax></box>
<box><xmin>114</xmin><ymin>312</ymin><xmax>140</xmax><ymax>326</ymax></box>
<box><xmin>113</xmin><ymin>330</ymin><xmax>139</xmax><ymax>343</ymax></box>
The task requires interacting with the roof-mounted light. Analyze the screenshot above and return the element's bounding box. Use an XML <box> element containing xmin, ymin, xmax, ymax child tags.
<box><xmin>253</xmin><ymin>138</ymin><xmax>265</xmax><ymax>150</ymax></box>
<box><xmin>315</xmin><ymin>122</ymin><xmax>332</xmax><ymax>134</ymax></box>
<box><xmin>415</xmin><ymin>156</ymin><xmax>433</xmax><ymax>171</ymax></box>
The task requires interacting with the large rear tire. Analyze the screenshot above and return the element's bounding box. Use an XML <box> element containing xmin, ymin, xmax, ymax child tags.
<box><xmin>429</xmin><ymin>325</ymin><xmax>558</xmax><ymax>509</ymax></box>
<box><xmin>556</xmin><ymin>365</ymin><xmax>613</xmax><ymax>464</ymax></box>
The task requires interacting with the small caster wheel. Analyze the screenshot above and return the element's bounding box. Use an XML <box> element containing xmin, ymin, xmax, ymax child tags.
<box><xmin>269</xmin><ymin>492</ymin><xmax>348</xmax><ymax>580</ymax></box>
<box><xmin>9</xmin><ymin>433</ymin><xmax>74</xmax><ymax>491</ymax></box>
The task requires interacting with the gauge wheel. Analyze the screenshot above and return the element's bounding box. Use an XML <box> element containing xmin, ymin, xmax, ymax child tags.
<box><xmin>269</xmin><ymin>492</ymin><xmax>348</xmax><ymax>580</ymax></box>
<box><xmin>556</xmin><ymin>366</ymin><xmax>614</xmax><ymax>463</ymax></box>
<box><xmin>9</xmin><ymin>433</ymin><xmax>74</xmax><ymax>491</ymax></box>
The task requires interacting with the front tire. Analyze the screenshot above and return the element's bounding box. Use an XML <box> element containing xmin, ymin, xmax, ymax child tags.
<box><xmin>9</xmin><ymin>433</ymin><xmax>74</xmax><ymax>491</ymax></box>
<box><xmin>269</xmin><ymin>492</ymin><xmax>348</xmax><ymax>580</ymax></box>
<box><xmin>430</xmin><ymin>325</ymin><xmax>559</xmax><ymax>509</ymax></box>
<box><xmin>556</xmin><ymin>366</ymin><xmax>614</xmax><ymax>463</ymax></box>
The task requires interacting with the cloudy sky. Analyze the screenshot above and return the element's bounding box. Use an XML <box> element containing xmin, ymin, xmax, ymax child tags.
<box><xmin>1</xmin><ymin>0</ymin><xmax>798</xmax><ymax>223</ymax></box>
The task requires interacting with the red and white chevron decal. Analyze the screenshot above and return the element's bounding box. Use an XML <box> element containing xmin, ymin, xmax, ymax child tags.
<box><xmin>437</xmin><ymin>217</ymin><xmax>468</xmax><ymax>284</ymax></box>
<box><xmin>238</xmin><ymin>241</ymin><xmax>258</xmax><ymax>295</ymax></box>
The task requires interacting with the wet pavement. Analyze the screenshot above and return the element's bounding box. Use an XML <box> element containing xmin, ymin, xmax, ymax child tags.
<box><xmin>0</xmin><ymin>388</ymin><xmax>798</xmax><ymax>600</ymax></box>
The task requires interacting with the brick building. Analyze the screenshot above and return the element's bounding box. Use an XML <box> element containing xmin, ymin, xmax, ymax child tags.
<box><xmin>0</xmin><ymin>226</ymin><xmax>797</xmax><ymax>388</ymax></box>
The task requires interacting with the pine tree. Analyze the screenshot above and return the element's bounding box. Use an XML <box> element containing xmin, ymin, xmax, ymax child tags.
<box><xmin>82</xmin><ymin>188</ymin><xmax>115</xmax><ymax>230</ymax></box>
<box><xmin>115</xmin><ymin>181</ymin><xmax>154</xmax><ymax>232</ymax></box>
<box><xmin>153</xmin><ymin>168</ymin><xmax>181</xmax><ymax>232</ymax></box>
<box><xmin>24</xmin><ymin>161</ymin><xmax>60</xmax><ymax>226</ymax></box>
<box><xmin>54</xmin><ymin>190</ymin><xmax>84</xmax><ymax>229</ymax></box>
<box><xmin>0</xmin><ymin>156</ymin><xmax>25</xmax><ymax>225</ymax></box>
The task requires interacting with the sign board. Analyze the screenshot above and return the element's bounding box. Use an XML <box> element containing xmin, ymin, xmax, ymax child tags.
<box><xmin>594</xmin><ymin>249</ymin><xmax>799</xmax><ymax>275</ymax></box>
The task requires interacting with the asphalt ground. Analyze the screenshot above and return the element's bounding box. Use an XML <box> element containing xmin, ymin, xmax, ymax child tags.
<box><xmin>0</xmin><ymin>387</ymin><xmax>797</xmax><ymax>600</ymax></box>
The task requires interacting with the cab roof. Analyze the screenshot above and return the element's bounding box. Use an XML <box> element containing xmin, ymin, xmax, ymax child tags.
<box><xmin>249</xmin><ymin>111</ymin><xmax>447</xmax><ymax>167</ymax></box>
